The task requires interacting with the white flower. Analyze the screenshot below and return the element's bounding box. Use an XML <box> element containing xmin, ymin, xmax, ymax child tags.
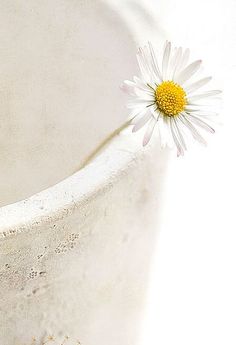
<box><xmin>121</xmin><ymin>41</ymin><xmax>221</xmax><ymax>156</ymax></box>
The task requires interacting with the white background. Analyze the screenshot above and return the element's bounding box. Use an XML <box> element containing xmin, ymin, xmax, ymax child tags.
<box><xmin>140</xmin><ymin>0</ymin><xmax>236</xmax><ymax>344</ymax></box>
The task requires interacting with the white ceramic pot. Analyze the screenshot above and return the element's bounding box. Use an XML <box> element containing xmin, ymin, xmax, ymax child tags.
<box><xmin>0</xmin><ymin>1</ymin><xmax>168</xmax><ymax>344</ymax></box>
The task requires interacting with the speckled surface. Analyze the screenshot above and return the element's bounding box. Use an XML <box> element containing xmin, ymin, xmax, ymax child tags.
<box><xmin>0</xmin><ymin>130</ymin><xmax>168</xmax><ymax>344</ymax></box>
<box><xmin>0</xmin><ymin>1</ymin><xmax>168</xmax><ymax>344</ymax></box>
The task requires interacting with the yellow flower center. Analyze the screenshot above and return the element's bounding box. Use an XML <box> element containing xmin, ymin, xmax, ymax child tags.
<box><xmin>155</xmin><ymin>81</ymin><xmax>187</xmax><ymax>116</ymax></box>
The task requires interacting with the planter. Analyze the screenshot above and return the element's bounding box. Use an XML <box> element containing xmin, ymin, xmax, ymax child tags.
<box><xmin>0</xmin><ymin>1</ymin><xmax>168</xmax><ymax>344</ymax></box>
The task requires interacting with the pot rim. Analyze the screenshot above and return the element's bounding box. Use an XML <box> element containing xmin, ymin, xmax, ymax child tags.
<box><xmin>0</xmin><ymin>131</ymin><xmax>147</xmax><ymax>238</ymax></box>
<box><xmin>0</xmin><ymin>0</ymin><xmax>159</xmax><ymax>238</ymax></box>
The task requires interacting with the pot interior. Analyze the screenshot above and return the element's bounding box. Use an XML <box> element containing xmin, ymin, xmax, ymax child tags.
<box><xmin>0</xmin><ymin>0</ymin><xmax>137</xmax><ymax>207</ymax></box>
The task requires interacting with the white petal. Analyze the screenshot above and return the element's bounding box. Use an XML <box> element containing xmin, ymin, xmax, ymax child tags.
<box><xmin>137</xmin><ymin>49</ymin><xmax>150</xmax><ymax>81</ymax></box>
<box><xmin>179</xmin><ymin>48</ymin><xmax>190</xmax><ymax>71</ymax></box>
<box><xmin>135</xmin><ymin>88</ymin><xmax>153</xmax><ymax>99</ymax></box>
<box><xmin>179</xmin><ymin>114</ymin><xmax>207</xmax><ymax>146</ymax></box>
<box><xmin>167</xmin><ymin>46</ymin><xmax>176</xmax><ymax>79</ymax></box>
<box><xmin>143</xmin><ymin>117</ymin><xmax>157</xmax><ymax>146</ymax></box>
<box><xmin>176</xmin><ymin>60</ymin><xmax>202</xmax><ymax>84</ymax></box>
<box><xmin>188</xmin><ymin>90</ymin><xmax>222</xmax><ymax>102</ymax></box>
<box><xmin>142</xmin><ymin>46</ymin><xmax>155</xmax><ymax>78</ymax></box>
<box><xmin>157</xmin><ymin>117</ymin><xmax>164</xmax><ymax>147</ymax></box>
<box><xmin>187</xmin><ymin>113</ymin><xmax>215</xmax><ymax>133</ymax></box>
<box><xmin>185</xmin><ymin>102</ymin><xmax>212</xmax><ymax>108</ymax></box>
<box><xmin>187</xmin><ymin>110</ymin><xmax>219</xmax><ymax>117</ymax></box>
<box><xmin>184</xmin><ymin>106</ymin><xmax>201</xmax><ymax>112</ymax></box>
<box><xmin>133</xmin><ymin>76</ymin><xmax>153</xmax><ymax>93</ymax></box>
<box><xmin>185</xmin><ymin>77</ymin><xmax>212</xmax><ymax>94</ymax></box>
<box><xmin>169</xmin><ymin>46</ymin><xmax>177</xmax><ymax>68</ymax></box>
<box><xmin>129</xmin><ymin>107</ymin><xmax>145</xmax><ymax>118</ymax></box>
<box><xmin>120</xmin><ymin>80</ymin><xmax>136</xmax><ymax>96</ymax></box>
<box><xmin>150</xmin><ymin>107</ymin><xmax>160</xmax><ymax>120</ymax></box>
<box><xmin>131</xmin><ymin>110</ymin><xmax>147</xmax><ymax>124</ymax></box>
<box><xmin>184</xmin><ymin>104</ymin><xmax>216</xmax><ymax>112</ymax></box>
<box><xmin>171</xmin><ymin>47</ymin><xmax>183</xmax><ymax>80</ymax></box>
<box><xmin>126</xmin><ymin>77</ymin><xmax>153</xmax><ymax>97</ymax></box>
<box><xmin>162</xmin><ymin>41</ymin><xmax>171</xmax><ymax>80</ymax></box>
<box><xmin>170</xmin><ymin>117</ymin><xmax>184</xmax><ymax>156</ymax></box>
<box><xmin>158</xmin><ymin>116</ymin><xmax>169</xmax><ymax>148</ymax></box>
<box><xmin>148</xmin><ymin>41</ymin><xmax>162</xmax><ymax>81</ymax></box>
<box><xmin>139</xmin><ymin>46</ymin><xmax>158</xmax><ymax>83</ymax></box>
<box><xmin>173</xmin><ymin>117</ymin><xmax>187</xmax><ymax>150</ymax></box>
<box><xmin>133</xmin><ymin>112</ymin><xmax>152</xmax><ymax>132</ymax></box>
<box><xmin>127</xmin><ymin>98</ymin><xmax>155</xmax><ymax>109</ymax></box>
<box><xmin>133</xmin><ymin>91</ymin><xmax>155</xmax><ymax>101</ymax></box>
<box><xmin>181</xmin><ymin>48</ymin><xmax>190</xmax><ymax>68</ymax></box>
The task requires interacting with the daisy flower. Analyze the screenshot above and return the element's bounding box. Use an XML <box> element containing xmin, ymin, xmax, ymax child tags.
<box><xmin>121</xmin><ymin>41</ymin><xmax>221</xmax><ymax>156</ymax></box>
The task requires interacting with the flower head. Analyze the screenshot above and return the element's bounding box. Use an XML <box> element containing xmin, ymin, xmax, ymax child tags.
<box><xmin>122</xmin><ymin>41</ymin><xmax>221</xmax><ymax>156</ymax></box>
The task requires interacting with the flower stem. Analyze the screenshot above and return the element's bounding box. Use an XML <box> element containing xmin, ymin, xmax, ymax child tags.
<box><xmin>79</xmin><ymin>118</ymin><xmax>132</xmax><ymax>169</ymax></box>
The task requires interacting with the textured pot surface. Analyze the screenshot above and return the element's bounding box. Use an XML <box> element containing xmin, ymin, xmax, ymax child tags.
<box><xmin>0</xmin><ymin>133</ymin><xmax>168</xmax><ymax>344</ymax></box>
<box><xmin>0</xmin><ymin>1</ymin><xmax>168</xmax><ymax>344</ymax></box>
